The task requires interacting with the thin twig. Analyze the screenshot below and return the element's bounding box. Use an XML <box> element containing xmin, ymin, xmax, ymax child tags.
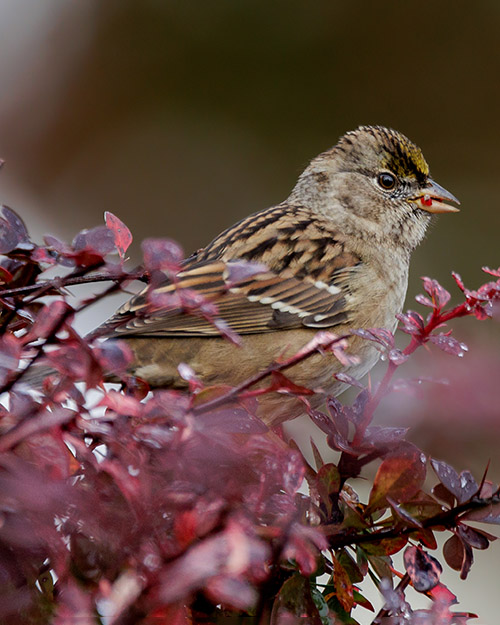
<box><xmin>192</xmin><ymin>334</ymin><xmax>350</xmax><ymax>415</ymax></box>
<box><xmin>329</xmin><ymin>492</ymin><xmax>500</xmax><ymax>551</ymax></box>
<box><xmin>0</xmin><ymin>267</ymin><xmax>146</xmax><ymax>298</ymax></box>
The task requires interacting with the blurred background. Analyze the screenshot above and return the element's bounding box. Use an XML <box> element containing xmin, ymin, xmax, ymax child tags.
<box><xmin>0</xmin><ymin>1</ymin><xmax>499</xmax><ymax>622</ymax></box>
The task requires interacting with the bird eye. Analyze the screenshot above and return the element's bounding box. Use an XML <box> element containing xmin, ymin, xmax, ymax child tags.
<box><xmin>377</xmin><ymin>172</ymin><xmax>397</xmax><ymax>190</ymax></box>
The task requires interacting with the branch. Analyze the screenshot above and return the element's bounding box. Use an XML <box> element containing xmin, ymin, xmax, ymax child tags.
<box><xmin>192</xmin><ymin>333</ymin><xmax>350</xmax><ymax>415</ymax></box>
<box><xmin>329</xmin><ymin>493</ymin><xmax>500</xmax><ymax>551</ymax></box>
<box><xmin>0</xmin><ymin>268</ymin><xmax>147</xmax><ymax>298</ymax></box>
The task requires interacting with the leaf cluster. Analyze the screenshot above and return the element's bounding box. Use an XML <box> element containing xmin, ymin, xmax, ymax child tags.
<box><xmin>0</xmin><ymin>206</ymin><xmax>499</xmax><ymax>624</ymax></box>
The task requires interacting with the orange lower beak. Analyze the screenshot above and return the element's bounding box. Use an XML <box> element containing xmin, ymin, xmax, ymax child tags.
<box><xmin>410</xmin><ymin>179</ymin><xmax>460</xmax><ymax>214</ymax></box>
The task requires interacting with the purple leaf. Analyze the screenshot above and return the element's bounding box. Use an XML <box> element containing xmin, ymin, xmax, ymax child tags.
<box><xmin>415</xmin><ymin>293</ymin><xmax>434</xmax><ymax>308</ymax></box>
<box><xmin>429</xmin><ymin>333</ymin><xmax>468</xmax><ymax>357</ymax></box>
<box><xmin>388</xmin><ymin>349</ymin><xmax>409</xmax><ymax>365</ymax></box>
<box><xmin>396</xmin><ymin>310</ymin><xmax>425</xmax><ymax>335</ymax></box>
<box><xmin>0</xmin><ymin>333</ymin><xmax>22</xmax><ymax>386</ymax></box>
<box><xmin>403</xmin><ymin>545</ymin><xmax>442</xmax><ymax>592</ymax></box>
<box><xmin>456</xmin><ymin>470</ymin><xmax>479</xmax><ymax>504</ymax></box>
<box><xmin>93</xmin><ymin>341</ymin><xmax>134</xmax><ymax>375</ymax></box>
<box><xmin>0</xmin><ymin>205</ymin><xmax>29</xmax><ymax>253</ymax></box>
<box><xmin>72</xmin><ymin>226</ymin><xmax>116</xmax><ymax>256</ymax></box>
<box><xmin>431</xmin><ymin>459</ymin><xmax>478</xmax><ymax>503</ymax></box>
<box><xmin>334</xmin><ymin>372</ymin><xmax>364</xmax><ymax>388</ymax></box>
<box><xmin>142</xmin><ymin>238</ymin><xmax>184</xmax><ymax>272</ymax></box>
<box><xmin>443</xmin><ymin>534</ymin><xmax>465</xmax><ymax>571</ymax></box>
<box><xmin>326</xmin><ymin>397</ymin><xmax>349</xmax><ymax>439</ymax></box>
<box><xmin>457</xmin><ymin>525</ymin><xmax>490</xmax><ymax>550</ymax></box>
<box><xmin>351</xmin><ymin>327</ymin><xmax>394</xmax><ymax>348</ymax></box>
<box><xmin>223</xmin><ymin>260</ymin><xmax>269</xmax><ymax>287</ymax></box>
<box><xmin>364</xmin><ymin>425</ymin><xmax>409</xmax><ymax>448</ymax></box>
<box><xmin>27</xmin><ymin>300</ymin><xmax>72</xmax><ymax>340</ymax></box>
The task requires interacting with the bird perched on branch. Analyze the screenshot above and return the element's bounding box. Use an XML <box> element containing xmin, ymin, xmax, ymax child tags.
<box><xmin>100</xmin><ymin>126</ymin><xmax>459</xmax><ymax>425</ymax></box>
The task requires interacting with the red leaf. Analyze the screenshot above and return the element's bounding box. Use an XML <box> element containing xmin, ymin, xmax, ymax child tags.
<box><xmin>352</xmin><ymin>588</ymin><xmax>374</xmax><ymax>612</ymax></box>
<box><xmin>0</xmin><ymin>407</ymin><xmax>76</xmax><ymax>452</ymax></box>
<box><xmin>0</xmin><ymin>333</ymin><xmax>22</xmax><ymax>385</ymax></box>
<box><xmin>461</xmin><ymin>499</ymin><xmax>500</xmax><ymax>524</ymax></box>
<box><xmin>100</xmin><ymin>391</ymin><xmax>143</xmax><ymax>417</ymax></box>
<box><xmin>482</xmin><ymin>266</ymin><xmax>500</xmax><ymax>278</ymax></box>
<box><xmin>46</xmin><ymin>342</ymin><xmax>97</xmax><ymax>384</ymax></box>
<box><xmin>414</xmin><ymin>528</ymin><xmax>438</xmax><ymax>550</ymax></box>
<box><xmin>443</xmin><ymin>534</ymin><xmax>465</xmax><ymax>571</ymax></box>
<box><xmin>105</xmin><ymin>212</ymin><xmax>132</xmax><ymax>260</ymax></box>
<box><xmin>267</xmin><ymin>371</ymin><xmax>314</xmax><ymax>396</ymax></box>
<box><xmin>432</xmin><ymin>482</ymin><xmax>456</xmax><ymax>508</ymax></box>
<box><xmin>452</xmin><ymin>271</ymin><xmax>465</xmax><ymax>291</ymax></box>
<box><xmin>19</xmin><ymin>431</ymin><xmax>72</xmax><ymax>480</ymax></box>
<box><xmin>428</xmin><ymin>582</ymin><xmax>458</xmax><ymax>605</ymax></box>
<box><xmin>26</xmin><ymin>300</ymin><xmax>72</xmax><ymax>341</ymax></box>
<box><xmin>403</xmin><ymin>545</ymin><xmax>442</xmax><ymax>592</ymax></box>
<box><xmin>364</xmin><ymin>425</ymin><xmax>409</xmax><ymax>448</ymax></box>
<box><xmin>368</xmin><ymin>447</ymin><xmax>426</xmax><ymax>510</ymax></box>
<box><xmin>351</xmin><ymin>327</ymin><xmax>394</xmax><ymax>348</ymax></box>
<box><xmin>396</xmin><ymin>310</ymin><xmax>425</xmax><ymax>335</ymax></box>
<box><xmin>316</xmin><ymin>463</ymin><xmax>340</xmax><ymax>516</ymax></box>
<box><xmin>429</xmin><ymin>333</ymin><xmax>468</xmax><ymax>357</ymax></box>
<box><xmin>0</xmin><ymin>263</ymin><xmax>13</xmax><ymax>283</ymax></box>
<box><xmin>415</xmin><ymin>293</ymin><xmax>434</xmax><ymax>308</ymax></box>
<box><xmin>332</xmin><ymin>554</ymin><xmax>354</xmax><ymax>612</ymax></box>
<box><xmin>421</xmin><ymin>277</ymin><xmax>451</xmax><ymax>310</ymax></box>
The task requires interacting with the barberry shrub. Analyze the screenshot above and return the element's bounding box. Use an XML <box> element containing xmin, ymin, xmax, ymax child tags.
<box><xmin>0</xmin><ymin>203</ymin><xmax>499</xmax><ymax>625</ymax></box>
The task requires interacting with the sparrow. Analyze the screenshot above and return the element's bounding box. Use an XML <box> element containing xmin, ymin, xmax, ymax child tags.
<box><xmin>99</xmin><ymin>126</ymin><xmax>459</xmax><ymax>426</ymax></box>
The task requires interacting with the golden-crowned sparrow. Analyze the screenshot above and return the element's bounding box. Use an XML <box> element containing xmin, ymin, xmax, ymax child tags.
<box><xmin>100</xmin><ymin>126</ymin><xmax>459</xmax><ymax>425</ymax></box>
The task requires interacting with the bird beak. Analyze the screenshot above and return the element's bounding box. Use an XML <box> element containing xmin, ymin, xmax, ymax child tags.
<box><xmin>409</xmin><ymin>179</ymin><xmax>460</xmax><ymax>214</ymax></box>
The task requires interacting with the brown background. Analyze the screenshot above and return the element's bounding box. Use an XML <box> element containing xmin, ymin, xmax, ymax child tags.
<box><xmin>0</xmin><ymin>2</ymin><xmax>498</xmax><ymax>622</ymax></box>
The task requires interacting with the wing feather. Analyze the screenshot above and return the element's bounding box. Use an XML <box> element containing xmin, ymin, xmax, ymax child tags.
<box><xmin>99</xmin><ymin>204</ymin><xmax>361</xmax><ymax>338</ymax></box>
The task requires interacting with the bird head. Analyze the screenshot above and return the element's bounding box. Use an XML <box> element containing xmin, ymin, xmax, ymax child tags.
<box><xmin>289</xmin><ymin>125</ymin><xmax>459</xmax><ymax>252</ymax></box>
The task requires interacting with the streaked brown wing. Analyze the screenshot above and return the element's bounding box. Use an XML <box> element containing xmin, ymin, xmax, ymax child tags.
<box><xmin>99</xmin><ymin>204</ymin><xmax>361</xmax><ymax>338</ymax></box>
<box><xmin>101</xmin><ymin>261</ymin><xmax>349</xmax><ymax>337</ymax></box>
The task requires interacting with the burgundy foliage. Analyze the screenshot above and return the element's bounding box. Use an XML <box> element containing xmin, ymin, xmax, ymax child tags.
<box><xmin>0</xmin><ymin>207</ymin><xmax>498</xmax><ymax>624</ymax></box>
